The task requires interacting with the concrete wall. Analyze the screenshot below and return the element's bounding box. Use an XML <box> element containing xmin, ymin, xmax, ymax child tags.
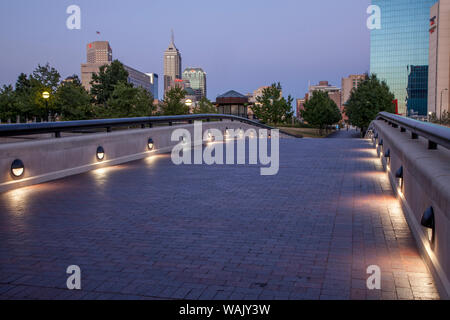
<box><xmin>371</xmin><ymin>120</ymin><xmax>450</xmax><ymax>299</ymax></box>
<box><xmin>0</xmin><ymin>121</ymin><xmax>268</xmax><ymax>193</ymax></box>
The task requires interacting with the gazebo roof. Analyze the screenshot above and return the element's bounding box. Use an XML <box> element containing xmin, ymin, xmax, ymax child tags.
<box><xmin>217</xmin><ymin>90</ymin><xmax>246</xmax><ymax>99</ymax></box>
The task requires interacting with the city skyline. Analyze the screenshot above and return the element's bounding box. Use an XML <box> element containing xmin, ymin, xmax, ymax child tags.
<box><xmin>0</xmin><ymin>0</ymin><xmax>370</xmax><ymax>101</ymax></box>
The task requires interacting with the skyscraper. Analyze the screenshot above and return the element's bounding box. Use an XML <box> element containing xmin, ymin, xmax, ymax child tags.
<box><xmin>428</xmin><ymin>0</ymin><xmax>450</xmax><ymax>119</ymax></box>
<box><xmin>86</xmin><ymin>41</ymin><xmax>112</xmax><ymax>64</ymax></box>
<box><xmin>164</xmin><ymin>31</ymin><xmax>182</xmax><ymax>96</ymax></box>
<box><xmin>81</xmin><ymin>41</ymin><xmax>155</xmax><ymax>95</ymax></box>
<box><xmin>146</xmin><ymin>73</ymin><xmax>159</xmax><ymax>100</ymax></box>
<box><xmin>370</xmin><ymin>0</ymin><xmax>437</xmax><ymax>115</ymax></box>
<box><xmin>182</xmin><ymin>68</ymin><xmax>207</xmax><ymax>100</ymax></box>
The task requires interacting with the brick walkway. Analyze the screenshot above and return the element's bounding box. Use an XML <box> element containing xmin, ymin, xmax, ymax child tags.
<box><xmin>0</xmin><ymin>138</ymin><xmax>439</xmax><ymax>300</ymax></box>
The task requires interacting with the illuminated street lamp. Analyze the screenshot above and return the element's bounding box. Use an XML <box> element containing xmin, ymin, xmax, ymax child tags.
<box><xmin>42</xmin><ymin>91</ymin><xmax>50</xmax><ymax>122</ymax></box>
<box><xmin>185</xmin><ymin>99</ymin><xmax>193</xmax><ymax>107</ymax></box>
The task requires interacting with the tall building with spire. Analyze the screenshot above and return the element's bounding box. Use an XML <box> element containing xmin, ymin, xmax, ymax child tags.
<box><xmin>163</xmin><ymin>30</ymin><xmax>182</xmax><ymax>96</ymax></box>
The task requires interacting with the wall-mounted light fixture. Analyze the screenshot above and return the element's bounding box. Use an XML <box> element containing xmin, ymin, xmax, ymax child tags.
<box><xmin>11</xmin><ymin>159</ymin><xmax>25</xmax><ymax>177</ymax></box>
<box><xmin>421</xmin><ymin>207</ymin><xmax>435</xmax><ymax>229</ymax></box>
<box><xmin>384</xmin><ymin>148</ymin><xmax>390</xmax><ymax>165</ymax></box>
<box><xmin>395</xmin><ymin>166</ymin><xmax>403</xmax><ymax>188</ymax></box>
<box><xmin>421</xmin><ymin>206</ymin><xmax>435</xmax><ymax>243</ymax></box>
<box><xmin>148</xmin><ymin>138</ymin><xmax>154</xmax><ymax>151</ymax></box>
<box><xmin>96</xmin><ymin>146</ymin><xmax>105</xmax><ymax>161</ymax></box>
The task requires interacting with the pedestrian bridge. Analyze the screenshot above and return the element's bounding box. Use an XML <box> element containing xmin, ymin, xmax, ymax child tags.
<box><xmin>0</xmin><ymin>113</ymin><xmax>448</xmax><ymax>300</ymax></box>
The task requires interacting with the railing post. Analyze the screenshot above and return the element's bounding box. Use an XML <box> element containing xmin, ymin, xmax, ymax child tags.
<box><xmin>428</xmin><ymin>141</ymin><xmax>438</xmax><ymax>150</ymax></box>
<box><xmin>106</xmin><ymin>127</ymin><xmax>112</xmax><ymax>133</ymax></box>
<box><xmin>55</xmin><ymin>131</ymin><xmax>61</xmax><ymax>138</ymax></box>
<box><xmin>411</xmin><ymin>132</ymin><xmax>418</xmax><ymax>139</ymax></box>
<box><xmin>401</xmin><ymin>127</ymin><xmax>406</xmax><ymax>132</ymax></box>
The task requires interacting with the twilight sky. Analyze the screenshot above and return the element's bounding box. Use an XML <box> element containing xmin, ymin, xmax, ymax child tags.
<box><xmin>0</xmin><ymin>0</ymin><xmax>371</xmax><ymax>101</ymax></box>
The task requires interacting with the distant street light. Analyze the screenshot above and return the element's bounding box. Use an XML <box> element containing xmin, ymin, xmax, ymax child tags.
<box><xmin>42</xmin><ymin>91</ymin><xmax>50</xmax><ymax>122</ymax></box>
<box><xmin>440</xmin><ymin>88</ymin><xmax>448</xmax><ymax>124</ymax></box>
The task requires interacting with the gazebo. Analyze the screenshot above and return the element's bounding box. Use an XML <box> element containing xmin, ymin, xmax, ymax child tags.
<box><xmin>215</xmin><ymin>90</ymin><xmax>250</xmax><ymax>118</ymax></box>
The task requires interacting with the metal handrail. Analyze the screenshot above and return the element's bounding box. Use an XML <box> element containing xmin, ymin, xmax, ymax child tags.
<box><xmin>0</xmin><ymin>114</ymin><xmax>297</xmax><ymax>138</ymax></box>
<box><xmin>372</xmin><ymin>112</ymin><xmax>450</xmax><ymax>150</ymax></box>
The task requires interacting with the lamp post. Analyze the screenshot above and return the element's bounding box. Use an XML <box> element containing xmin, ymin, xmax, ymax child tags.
<box><xmin>440</xmin><ymin>88</ymin><xmax>448</xmax><ymax>124</ymax></box>
<box><xmin>42</xmin><ymin>91</ymin><xmax>50</xmax><ymax>122</ymax></box>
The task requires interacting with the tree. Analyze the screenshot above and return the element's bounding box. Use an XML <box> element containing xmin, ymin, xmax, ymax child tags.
<box><xmin>31</xmin><ymin>63</ymin><xmax>61</xmax><ymax>92</ymax></box>
<box><xmin>193</xmin><ymin>97</ymin><xmax>217</xmax><ymax>114</ymax></box>
<box><xmin>15</xmin><ymin>73</ymin><xmax>31</xmax><ymax>94</ymax></box>
<box><xmin>301</xmin><ymin>90</ymin><xmax>342</xmax><ymax>135</ymax></box>
<box><xmin>90</xmin><ymin>60</ymin><xmax>129</xmax><ymax>106</ymax></box>
<box><xmin>161</xmin><ymin>86</ymin><xmax>189</xmax><ymax>115</ymax></box>
<box><xmin>14</xmin><ymin>73</ymin><xmax>36</xmax><ymax>121</ymax></box>
<box><xmin>54</xmin><ymin>75</ymin><xmax>93</xmax><ymax>120</ymax></box>
<box><xmin>253</xmin><ymin>83</ymin><xmax>294</xmax><ymax>124</ymax></box>
<box><xmin>344</xmin><ymin>74</ymin><xmax>395</xmax><ymax>135</ymax></box>
<box><xmin>105</xmin><ymin>82</ymin><xmax>154</xmax><ymax>118</ymax></box>
<box><xmin>0</xmin><ymin>85</ymin><xmax>17</xmax><ymax>122</ymax></box>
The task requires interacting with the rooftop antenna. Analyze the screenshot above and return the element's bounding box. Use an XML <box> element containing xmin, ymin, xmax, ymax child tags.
<box><xmin>171</xmin><ymin>29</ymin><xmax>174</xmax><ymax>44</ymax></box>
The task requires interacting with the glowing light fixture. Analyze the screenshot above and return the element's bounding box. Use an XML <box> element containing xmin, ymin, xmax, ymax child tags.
<box><xmin>148</xmin><ymin>138</ymin><xmax>154</xmax><ymax>151</ymax></box>
<box><xmin>96</xmin><ymin>146</ymin><xmax>105</xmax><ymax>161</ymax></box>
<box><xmin>395</xmin><ymin>166</ymin><xmax>403</xmax><ymax>188</ymax></box>
<box><xmin>421</xmin><ymin>207</ymin><xmax>435</xmax><ymax>229</ymax></box>
<box><xmin>42</xmin><ymin>91</ymin><xmax>50</xmax><ymax>100</ymax></box>
<box><xmin>11</xmin><ymin>159</ymin><xmax>25</xmax><ymax>177</ymax></box>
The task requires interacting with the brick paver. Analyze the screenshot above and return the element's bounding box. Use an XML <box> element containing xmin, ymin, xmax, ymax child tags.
<box><xmin>0</xmin><ymin>138</ymin><xmax>439</xmax><ymax>300</ymax></box>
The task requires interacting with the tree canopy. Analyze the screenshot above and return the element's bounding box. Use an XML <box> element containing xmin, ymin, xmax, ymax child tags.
<box><xmin>344</xmin><ymin>74</ymin><xmax>395</xmax><ymax>134</ymax></box>
<box><xmin>90</xmin><ymin>60</ymin><xmax>129</xmax><ymax>107</ymax></box>
<box><xmin>161</xmin><ymin>86</ymin><xmax>189</xmax><ymax>115</ymax></box>
<box><xmin>253</xmin><ymin>83</ymin><xmax>294</xmax><ymax>124</ymax></box>
<box><xmin>193</xmin><ymin>97</ymin><xmax>217</xmax><ymax>114</ymax></box>
<box><xmin>54</xmin><ymin>75</ymin><xmax>93</xmax><ymax>120</ymax></box>
<box><xmin>0</xmin><ymin>61</ymin><xmax>157</xmax><ymax>122</ymax></box>
<box><xmin>300</xmin><ymin>90</ymin><xmax>342</xmax><ymax>133</ymax></box>
<box><xmin>105</xmin><ymin>82</ymin><xmax>154</xmax><ymax>118</ymax></box>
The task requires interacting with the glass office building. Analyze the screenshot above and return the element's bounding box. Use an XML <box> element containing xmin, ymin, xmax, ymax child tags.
<box><xmin>182</xmin><ymin>68</ymin><xmax>207</xmax><ymax>100</ymax></box>
<box><xmin>370</xmin><ymin>0</ymin><xmax>437</xmax><ymax>115</ymax></box>
<box><xmin>406</xmin><ymin>65</ymin><xmax>429</xmax><ymax>116</ymax></box>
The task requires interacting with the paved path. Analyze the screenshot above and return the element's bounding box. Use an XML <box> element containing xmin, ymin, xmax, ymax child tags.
<box><xmin>0</xmin><ymin>138</ymin><xmax>438</xmax><ymax>300</ymax></box>
<box><xmin>327</xmin><ymin>129</ymin><xmax>361</xmax><ymax>139</ymax></box>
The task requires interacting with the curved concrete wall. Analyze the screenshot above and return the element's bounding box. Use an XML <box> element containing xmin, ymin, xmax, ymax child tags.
<box><xmin>371</xmin><ymin>120</ymin><xmax>450</xmax><ymax>299</ymax></box>
<box><xmin>0</xmin><ymin>121</ymin><xmax>264</xmax><ymax>193</ymax></box>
